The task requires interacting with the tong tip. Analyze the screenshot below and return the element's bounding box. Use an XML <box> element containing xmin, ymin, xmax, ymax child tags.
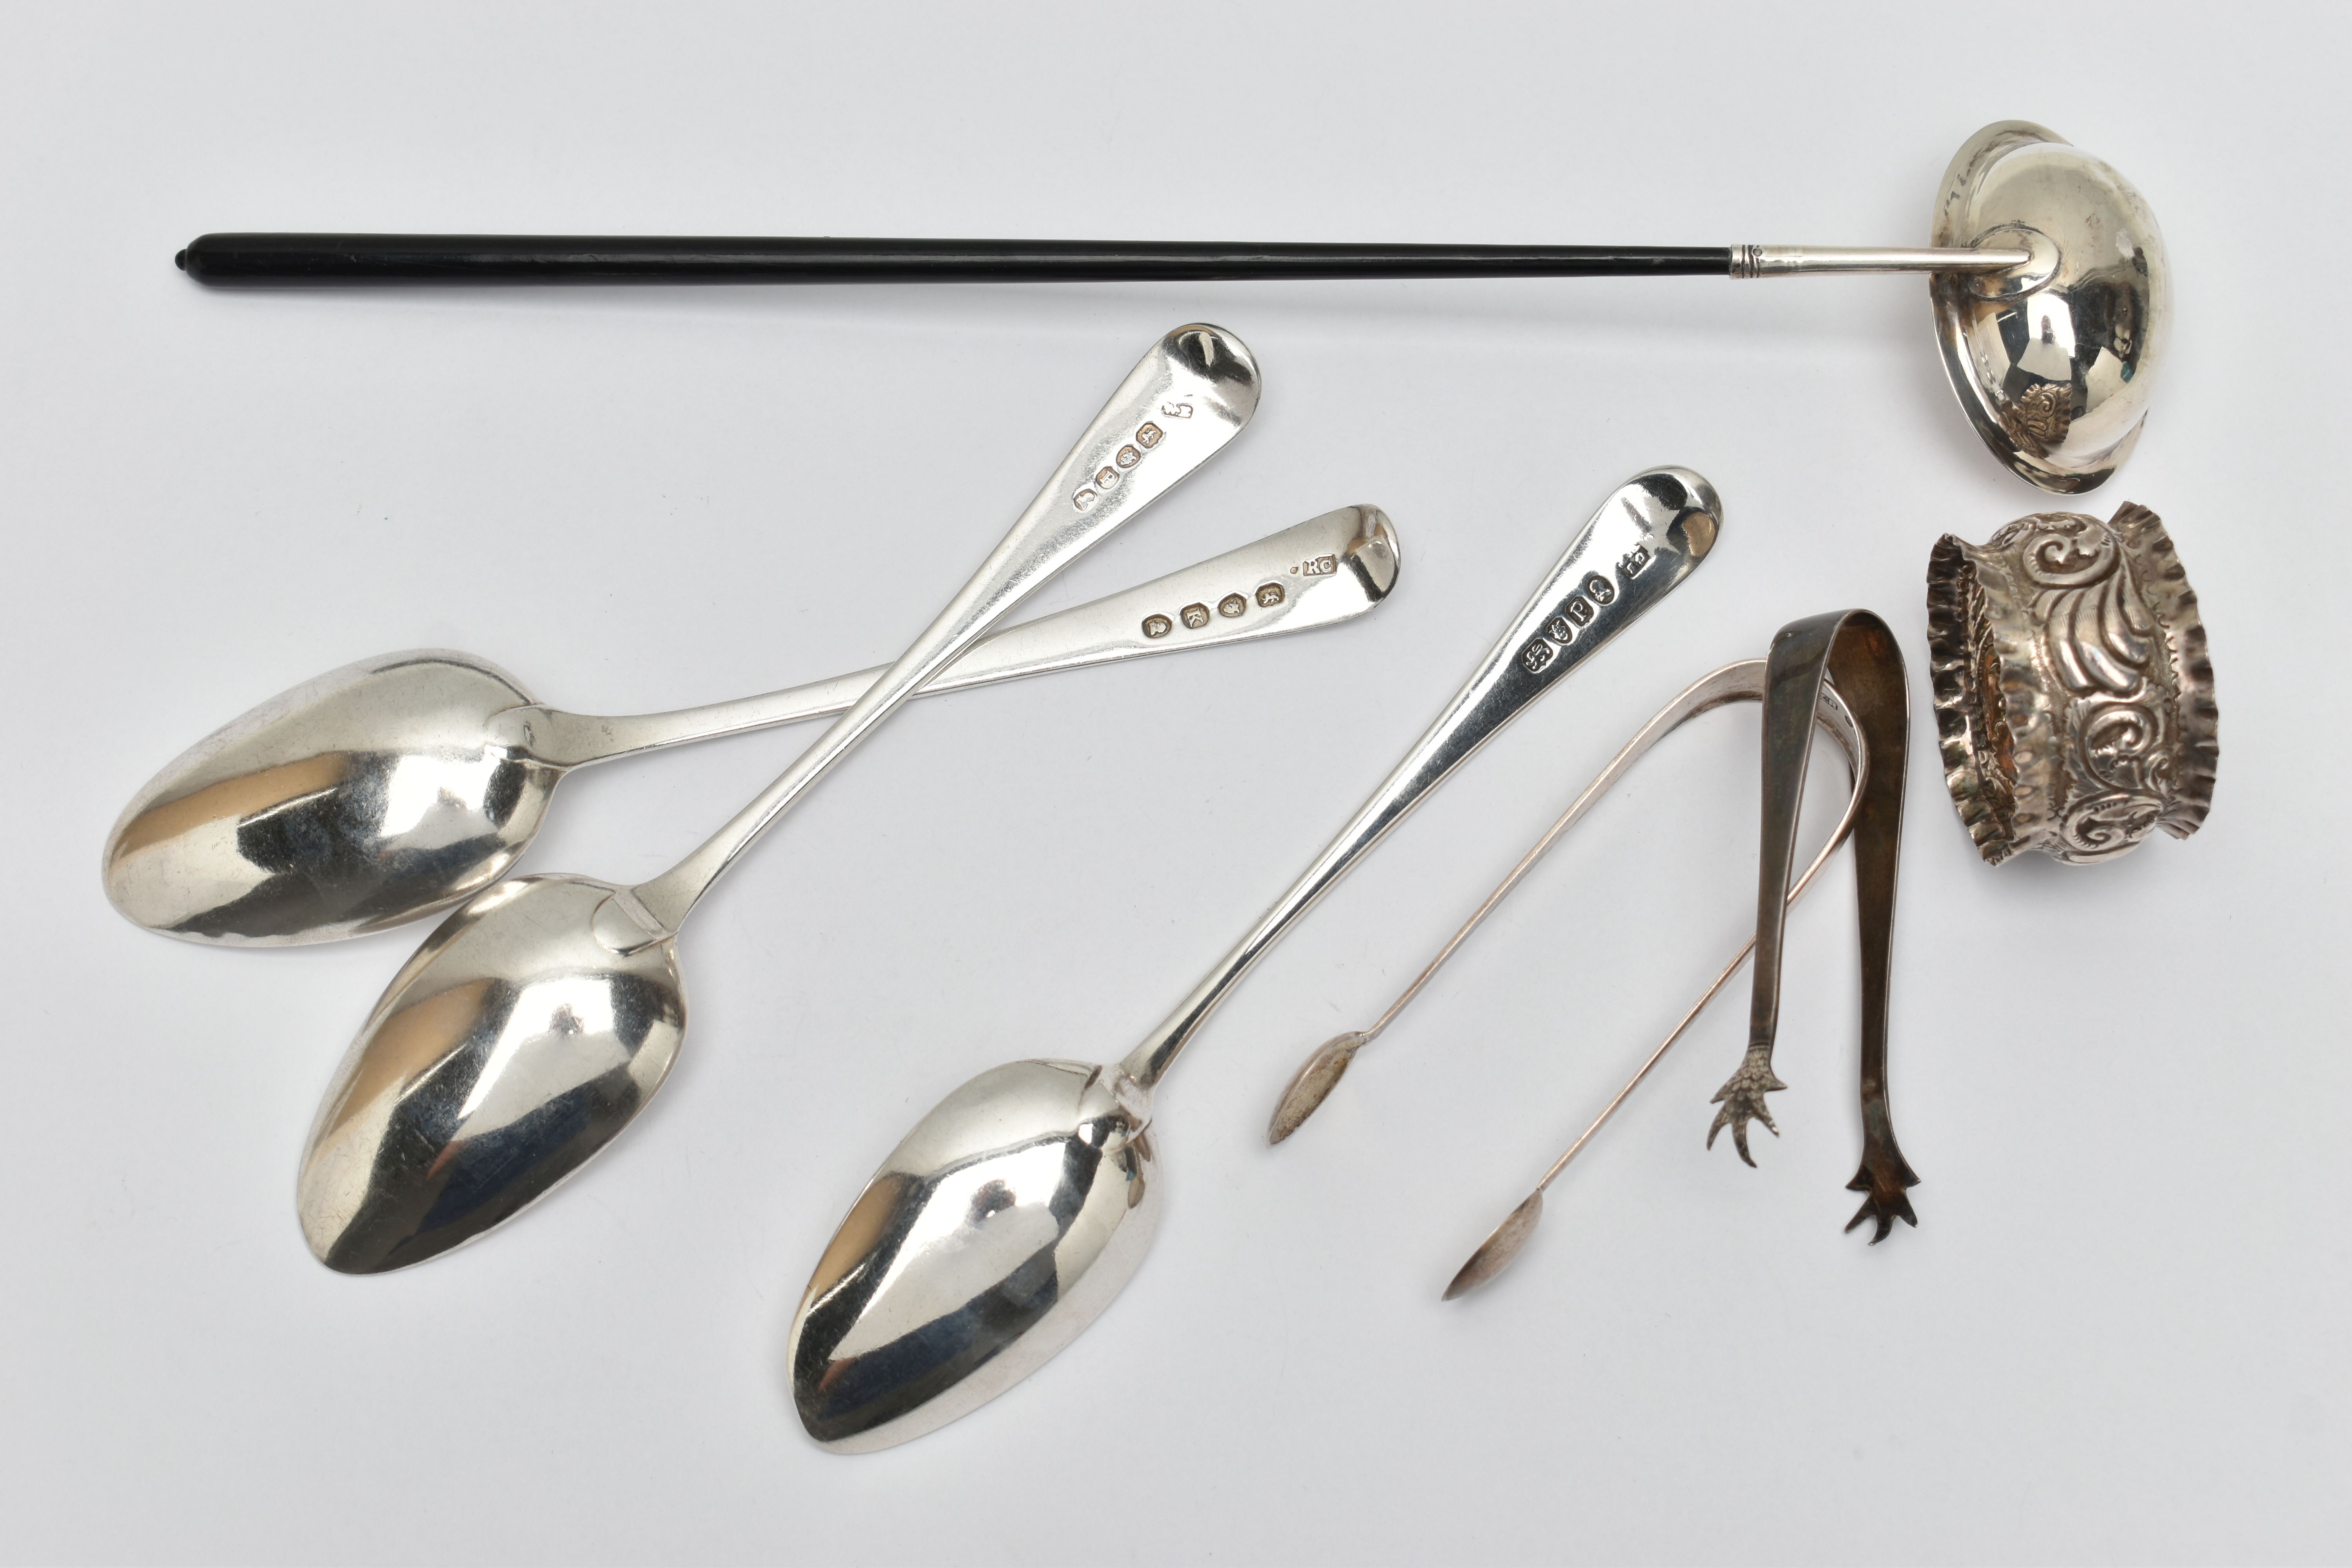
<box><xmin>1266</xmin><ymin>1032</ymin><xmax>1366</xmax><ymax>1145</ymax></box>
<box><xmin>1443</xmin><ymin>1192</ymin><xmax>1545</xmax><ymax>1300</ymax></box>
<box><xmin>1843</xmin><ymin>1152</ymin><xmax>1922</xmax><ymax>1242</ymax></box>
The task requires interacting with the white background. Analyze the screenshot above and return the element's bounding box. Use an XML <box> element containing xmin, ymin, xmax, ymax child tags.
<box><xmin>3</xmin><ymin>4</ymin><xmax>2345</xmax><ymax>1563</ymax></box>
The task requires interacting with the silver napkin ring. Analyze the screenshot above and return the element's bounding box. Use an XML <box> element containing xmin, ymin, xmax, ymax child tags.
<box><xmin>1926</xmin><ymin>502</ymin><xmax>2217</xmax><ymax>865</ymax></box>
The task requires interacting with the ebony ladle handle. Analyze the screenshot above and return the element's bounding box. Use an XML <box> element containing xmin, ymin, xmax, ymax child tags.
<box><xmin>174</xmin><ymin>234</ymin><xmax>2027</xmax><ymax>285</ymax></box>
<box><xmin>175</xmin><ymin>234</ymin><xmax>1734</xmax><ymax>283</ymax></box>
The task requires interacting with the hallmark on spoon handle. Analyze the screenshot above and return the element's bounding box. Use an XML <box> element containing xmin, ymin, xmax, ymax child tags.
<box><xmin>1119</xmin><ymin>467</ymin><xmax>1722</xmax><ymax>1090</ymax></box>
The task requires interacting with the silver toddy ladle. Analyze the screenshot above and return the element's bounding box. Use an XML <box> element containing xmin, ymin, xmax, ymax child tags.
<box><xmin>787</xmin><ymin>466</ymin><xmax>1720</xmax><ymax>1452</ymax></box>
<box><xmin>296</xmin><ymin>323</ymin><xmax>1258</xmax><ymax>1274</ymax></box>
<box><xmin>179</xmin><ymin>123</ymin><xmax>2165</xmax><ymax>493</ymax></box>
<box><xmin>105</xmin><ymin>505</ymin><xmax>1399</xmax><ymax>946</ymax></box>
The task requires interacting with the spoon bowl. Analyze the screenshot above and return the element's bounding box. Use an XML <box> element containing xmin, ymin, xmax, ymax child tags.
<box><xmin>299</xmin><ymin>874</ymin><xmax>684</xmax><ymax>1272</ymax></box>
<box><xmin>788</xmin><ymin>466</ymin><xmax>1721</xmax><ymax>1449</ymax></box>
<box><xmin>293</xmin><ymin>321</ymin><xmax>1261</xmax><ymax>1272</ymax></box>
<box><xmin>105</xmin><ymin>653</ymin><xmax>555</xmax><ymax>944</ymax></box>
<box><xmin>789</xmin><ymin>1060</ymin><xmax>1157</xmax><ymax>1451</ymax></box>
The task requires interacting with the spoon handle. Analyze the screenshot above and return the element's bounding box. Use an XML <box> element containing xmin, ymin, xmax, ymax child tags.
<box><xmin>1119</xmin><ymin>468</ymin><xmax>1721</xmax><ymax>1091</ymax></box>
<box><xmin>515</xmin><ymin>507</ymin><xmax>1396</xmax><ymax>768</ymax></box>
<box><xmin>604</xmin><ymin>325</ymin><xmax>1259</xmax><ymax>945</ymax></box>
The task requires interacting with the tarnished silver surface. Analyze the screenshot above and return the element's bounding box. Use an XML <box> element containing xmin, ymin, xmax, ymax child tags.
<box><xmin>1926</xmin><ymin>502</ymin><xmax>2215</xmax><ymax>864</ymax></box>
<box><xmin>1707</xmin><ymin>611</ymin><xmax>1917</xmax><ymax>1243</ymax></box>
<box><xmin>296</xmin><ymin>324</ymin><xmax>1259</xmax><ymax>1273</ymax></box>
<box><xmin>788</xmin><ymin>467</ymin><xmax>1720</xmax><ymax>1451</ymax></box>
<box><xmin>104</xmin><ymin>506</ymin><xmax>1395</xmax><ymax>946</ymax></box>
<box><xmin>1929</xmin><ymin>122</ymin><xmax>2169</xmax><ymax>493</ymax></box>
<box><xmin>1242</xmin><ymin>657</ymin><xmax>1872</xmax><ymax>1295</ymax></box>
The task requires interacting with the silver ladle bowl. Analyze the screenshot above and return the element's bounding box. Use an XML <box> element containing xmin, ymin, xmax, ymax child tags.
<box><xmin>1926</xmin><ymin>122</ymin><xmax>2167</xmax><ymax>494</ymax></box>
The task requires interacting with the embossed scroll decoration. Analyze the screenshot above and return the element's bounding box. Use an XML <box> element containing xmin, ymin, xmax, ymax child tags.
<box><xmin>1926</xmin><ymin>502</ymin><xmax>2216</xmax><ymax>865</ymax></box>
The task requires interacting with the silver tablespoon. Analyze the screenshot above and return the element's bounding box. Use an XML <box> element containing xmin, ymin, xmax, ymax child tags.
<box><xmin>786</xmin><ymin>466</ymin><xmax>1720</xmax><ymax>1452</ymax></box>
<box><xmin>105</xmin><ymin>506</ymin><xmax>1397</xmax><ymax>946</ymax></box>
<box><xmin>297</xmin><ymin>323</ymin><xmax>1258</xmax><ymax>1274</ymax></box>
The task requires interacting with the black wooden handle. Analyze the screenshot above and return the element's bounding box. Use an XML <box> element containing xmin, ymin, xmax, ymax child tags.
<box><xmin>176</xmin><ymin>233</ymin><xmax>1733</xmax><ymax>285</ymax></box>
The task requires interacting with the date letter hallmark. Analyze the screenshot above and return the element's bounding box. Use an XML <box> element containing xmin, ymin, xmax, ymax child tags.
<box><xmin>1290</xmin><ymin>554</ymin><xmax>1338</xmax><ymax>577</ymax></box>
<box><xmin>1180</xmin><ymin>602</ymin><xmax>1212</xmax><ymax>630</ymax></box>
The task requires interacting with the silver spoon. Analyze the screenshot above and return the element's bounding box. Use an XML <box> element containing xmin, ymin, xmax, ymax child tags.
<box><xmin>1263</xmin><ymin>659</ymin><xmax>1864</xmax><ymax>1147</ymax></box>
<box><xmin>296</xmin><ymin>323</ymin><xmax>1259</xmax><ymax>1274</ymax></box>
<box><xmin>786</xmin><ymin>466</ymin><xmax>1720</xmax><ymax>1452</ymax></box>
<box><xmin>105</xmin><ymin>506</ymin><xmax>1398</xmax><ymax>947</ymax></box>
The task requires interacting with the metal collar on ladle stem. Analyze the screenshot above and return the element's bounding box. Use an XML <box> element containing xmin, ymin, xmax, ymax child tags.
<box><xmin>175</xmin><ymin>122</ymin><xmax>2167</xmax><ymax>494</ymax></box>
